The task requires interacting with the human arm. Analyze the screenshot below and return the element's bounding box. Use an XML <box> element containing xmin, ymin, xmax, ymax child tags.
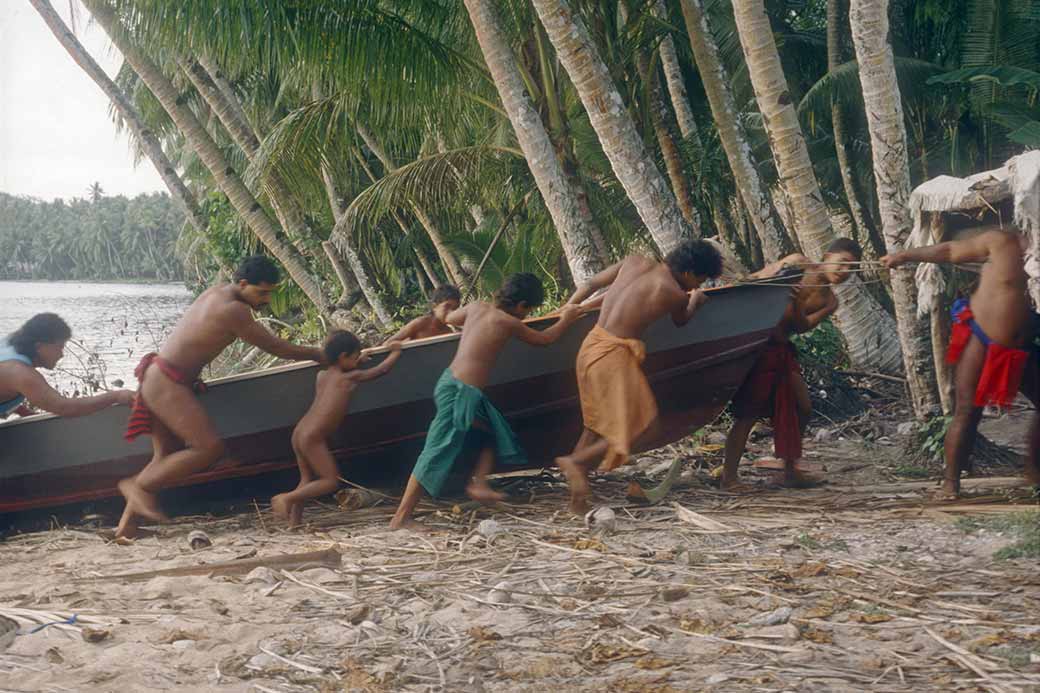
<box><xmin>350</xmin><ymin>342</ymin><xmax>403</xmax><ymax>383</ymax></box>
<box><xmin>881</xmin><ymin>234</ymin><xmax>994</xmax><ymax>268</ymax></box>
<box><xmin>791</xmin><ymin>290</ymin><xmax>838</xmax><ymax>334</ymax></box>
<box><xmin>386</xmin><ymin>317</ymin><xmax>424</xmax><ymax>344</ymax></box>
<box><xmin>512</xmin><ymin>304</ymin><xmax>583</xmax><ymax>346</ymax></box>
<box><xmin>444</xmin><ymin>304</ymin><xmax>469</xmax><ymax>327</ymax></box>
<box><xmin>230</xmin><ymin>305</ymin><xmax>324</xmax><ymax>364</ymax></box>
<box><xmin>671</xmin><ymin>289</ymin><xmax>709</xmax><ymax>327</ymax></box>
<box><xmin>749</xmin><ymin>254</ymin><xmax>809</xmax><ymax>279</ymax></box>
<box><xmin>566</xmin><ymin>261</ymin><xmax>624</xmax><ymax>306</ymax></box>
<box><xmin>12</xmin><ymin>366</ymin><xmax>133</xmax><ymax>417</ymax></box>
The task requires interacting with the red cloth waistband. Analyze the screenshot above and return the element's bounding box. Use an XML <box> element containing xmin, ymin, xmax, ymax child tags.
<box><xmin>947</xmin><ymin>302</ymin><xmax>1030</xmax><ymax>408</ymax></box>
<box><xmin>124</xmin><ymin>353</ymin><xmax>205</xmax><ymax>442</ymax></box>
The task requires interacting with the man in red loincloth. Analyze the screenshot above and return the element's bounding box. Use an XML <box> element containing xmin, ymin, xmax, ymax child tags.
<box><xmin>722</xmin><ymin>238</ymin><xmax>863</xmax><ymax>489</ymax></box>
<box><xmin>117</xmin><ymin>256</ymin><xmax>325</xmax><ymax>538</ymax></box>
<box><xmin>883</xmin><ymin>228</ymin><xmax>1039</xmax><ymax>497</ymax></box>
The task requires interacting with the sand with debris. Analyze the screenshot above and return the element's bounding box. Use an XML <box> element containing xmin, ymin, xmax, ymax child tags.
<box><xmin>1</xmin><ymin>414</ymin><xmax>1038</xmax><ymax>693</ymax></box>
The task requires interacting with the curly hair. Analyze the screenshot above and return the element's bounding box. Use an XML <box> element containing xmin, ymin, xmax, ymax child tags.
<box><xmin>430</xmin><ymin>285</ymin><xmax>461</xmax><ymax>306</ymax></box>
<box><xmin>665</xmin><ymin>240</ymin><xmax>723</xmax><ymax>279</ymax></box>
<box><xmin>234</xmin><ymin>255</ymin><xmax>281</xmax><ymax>285</ymax></box>
<box><xmin>324</xmin><ymin>330</ymin><xmax>362</xmax><ymax>363</ymax></box>
<box><xmin>824</xmin><ymin>237</ymin><xmax>863</xmax><ymax>261</ymax></box>
<box><xmin>494</xmin><ymin>273</ymin><xmax>545</xmax><ymax>309</ymax></box>
<box><xmin>8</xmin><ymin>313</ymin><xmax>71</xmax><ymax>359</ymax></box>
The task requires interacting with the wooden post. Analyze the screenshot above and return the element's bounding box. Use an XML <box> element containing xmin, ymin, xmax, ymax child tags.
<box><xmin>927</xmin><ymin>212</ymin><xmax>955</xmax><ymax>413</ymax></box>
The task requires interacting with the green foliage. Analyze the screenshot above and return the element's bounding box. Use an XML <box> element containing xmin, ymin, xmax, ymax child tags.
<box><xmin>956</xmin><ymin>512</ymin><xmax>1040</xmax><ymax>560</ymax></box>
<box><xmin>918</xmin><ymin>415</ymin><xmax>953</xmax><ymax>462</ymax></box>
<box><xmin>0</xmin><ymin>189</ymin><xmax>185</xmax><ymax>281</ymax></box>
<box><xmin>792</xmin><ymin>319</ymin><xmax>846</xmax><ymax>370</ymax></box>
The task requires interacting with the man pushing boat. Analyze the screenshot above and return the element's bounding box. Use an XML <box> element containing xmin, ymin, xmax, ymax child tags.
<box><xmin>389</xmin><ymin>273</ymin><xmax>583</xmax><ymax>530</ymax></box>
<box><xmin>721</xmin><ymin>238</ymin><xmax>862</xmax><ymax>490</ymax></box>
<box><xmin>116</xmin><ymin>255</ymin><xmax>325</xmax><ymax>538</ymax></box>
<box><xmin>556</xmin><ymin>239</ymin><xmax>723</xmax><ymax>514</ymax></box>
<box><xmin>882</xmin><ymin>228</ymin><xmax>1039</xmax><ymax>497</ymax></box>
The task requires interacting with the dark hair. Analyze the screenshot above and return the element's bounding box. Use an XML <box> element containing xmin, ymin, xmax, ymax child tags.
<box><xmin>324</xmin><ymin>330</ymin><xmax>362</xmax><ymax>363</ymax></box>
<box><xmin>8</xmin><ymin>313</ymin><xmax>71</xmax><ymax>359</ymax></box>
<box><xmin>825</xmin><ymin>237</ymin><xmax>863</xmax><ymax>261</ymax></box>
<box><xmin>495</xmin><ymin>272</ymin><xmax>544</xmax><ymax>309</ymax></box>
<box><xmin>665</xmin><ymin>239</ymin><xmax>723</xmax><ymax>279</ymax></box>
<box><xmin>234</xmin><ymin>255</ymin><xmax>281</xmax><ymax>285</ymax></box>
<box><xmin>430</xmin><ymin>285</ymin><xmax>461</xmax><ymax>306</ymax></box>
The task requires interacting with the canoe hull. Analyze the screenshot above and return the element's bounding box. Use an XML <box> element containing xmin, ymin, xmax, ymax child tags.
<box><xmin>0</xmin><ymin>283</ymin><xmax>789</xmax><ymax>514</ymax></box>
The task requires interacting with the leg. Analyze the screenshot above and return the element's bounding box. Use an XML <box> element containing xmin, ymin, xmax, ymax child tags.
<box><xmin>389</xmin><ymin>474</ymin><xmax>427</xmax><ymax>530</ymax></box>
<box><xmin>272</xmin><ymin>436</ymin><xmax>339</xmax><ymax>528</ymax></box>
<box><xmin>783</xmin><ymin>371</ymin><xmax>814</xmax><ymax>486</ymax></box>
<box><xmin>1020</xmin><ymin>355</ymin><xmax>1039</xmax><ymax>485</ymax></box>
<box><xmin>722</xmin><ymin>416</ymin><xmax>756</xmax><ymax>490</ymax></box>
<box><xmin>944</xmin><ymin>338</ymin><xmax>987</xmax><ymax>497</ymax></box>
<box><xmin>116</xmin><ymin>419</ymin><xmax>181</xmax><ymax>539</ymax></box>
<box><xmin>555</xmin><ymin>429</ymin><xmax>609</xmax><ymax>515</ymax></box>
<box><xmin>465</xmin><ymin>445</ymin><xmax>505</xmax><ymax>504</ymax></box>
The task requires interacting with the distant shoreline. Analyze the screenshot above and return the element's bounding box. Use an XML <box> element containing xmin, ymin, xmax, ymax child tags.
<box><xmin>0</xmin><ymin>278</ymin><xmax>186</xmax><ymax>286</ymax></box>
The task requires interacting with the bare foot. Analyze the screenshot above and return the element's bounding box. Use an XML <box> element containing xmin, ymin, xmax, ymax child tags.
<box><xmin>114</xmin><ymin>504</ymin><xmax>139</xmax><ymax>540</ymax></box>
<box><xmin>556</xmin><ymin>456</ymin><xmax>590</xmax><ymax>515</ymax></box>
<box><xmin>389</xmin><ymin>516</ymin><xmax>427</xmax><ymax>531</ymax></box>
<box><xmin>721</xmin><ymin>479</ymin><xmax>756</xmax><ymax>493</ymax></box>
<box><xmin>118</xmin><ymin>478</ymin><xmax>169</xmax><ymax>524</ymax></box>
<box><xmin>936</xmin><ymin>479</ymin><xmax>960</xmax><ymax>500</ymax></box>
<box><xmin>270</xmin><ymin>493</ymin><xmax>291</xmax><ymax>521</ymax></box>
<box><xmin>289</xmin><ymin>502</ymin><xmax>304</xmax><ymax>529</ymax></box>
<box><xmin>465</xmin><ymin>480</ymin><xmax>505</xmax><ymax>505</ymax></box>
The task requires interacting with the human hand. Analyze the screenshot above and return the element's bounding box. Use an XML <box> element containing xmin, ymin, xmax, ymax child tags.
<box><xmin>114</xmin><ymin>389</ymin><xmax>135</xmax><ymax>406</ymax></box>
<box><xmin>880</xmin><ymin>253</ymin><xmax>905</xmax><ymax>269</ymax></box>
<box><xmin>386</xmin><ymin>340</ymin><xmax>403</xmax><ymax>353</ymax></box>
<box><xmin>688</xmin><ymin>289</ymin><xmax>708</xmax><ymax>310</ymax></box>
<box><xmin>558</xmin><ymin>303</ymin><xmax>583</xmax><ymax>323</ymax></box>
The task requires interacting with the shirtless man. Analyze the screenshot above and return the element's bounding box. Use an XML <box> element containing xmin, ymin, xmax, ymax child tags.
<box><xmin>882</xmin><ymin>229</ymin><xmax>1039</xmax><ymax>496</ymax></box>
<box><xmin>272</xmin><ymin>332</ymin><xmax>402</xmax><ymax>528</ymax></box>
<box><xmin>386</xmin><ymin>285</ymin><xmax>460</xmax><ymax>343</ymax></box>
<box><xmin>722</xmin><ymin>238</ymin><xmax>862</xmax><ymax>490</ymax></box>
<box><xmin>116</xmin><ymin>255</ymin><xmax>325</xmax><ymax>538</ymax></box>
<box><xmin>556</xmin><ymin>239</ymin><xmax>723</xmax><ymax>514</ymax></box>
<box><xmin>388</xmin><ymin>273</ymin><xmax>583</xmax><ymax>529</ymax></box>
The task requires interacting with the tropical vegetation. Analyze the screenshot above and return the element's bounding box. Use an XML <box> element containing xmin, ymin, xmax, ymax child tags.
<box><xmin>27</xmin><ymin>0</ymin><xmax>1040</xmax><ymax>416</ymax></box>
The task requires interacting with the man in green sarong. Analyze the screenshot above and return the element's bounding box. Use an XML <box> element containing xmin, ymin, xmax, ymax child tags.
<box><xmin>389</xmin><ymin>273</ymin><xmax>583</xmax><ymax>530</ymax></box>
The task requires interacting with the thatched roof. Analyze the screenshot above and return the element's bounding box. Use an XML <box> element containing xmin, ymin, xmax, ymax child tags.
<box><xmin>908</xmin><ymin>151</ymin><xmax>1040</xmax><ymax>313</ymax></box>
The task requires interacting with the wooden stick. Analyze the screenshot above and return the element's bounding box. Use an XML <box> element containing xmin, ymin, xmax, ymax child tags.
<box><xmin>75</xmin><ymin>548</ymin><xmax>341</xmax><ymax>582</ymax></box>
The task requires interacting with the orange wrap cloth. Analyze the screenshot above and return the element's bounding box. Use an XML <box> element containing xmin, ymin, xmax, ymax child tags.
<box><xmin>731</xmin><ymin>338</ymin><xmax>802</xmax><ymax>461</ymax></box>
<box><xmin>124</xmin><ymin>353</ymin><xmax>206</xmax><ymax>442</ymax></box>
<box><xmin>947</xmin><ymin>298</ymin><xmax>1029</xmax><ymax>409</ymax></box>
<box><xmin>576</xmin><ymin>325</ymin><xmax>657</xmax><ymax>471</ymax></box>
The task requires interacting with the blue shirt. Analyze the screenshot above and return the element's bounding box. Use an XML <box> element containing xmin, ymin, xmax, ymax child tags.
<box><xmin>0</xmin><ymin>339</ymin><xmax>33</xmax><ymax>417</ymax></box>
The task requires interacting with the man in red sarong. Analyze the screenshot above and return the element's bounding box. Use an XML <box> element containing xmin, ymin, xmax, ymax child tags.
<box><xmin>722</xmin><ymin>238</ymin><xmax>863</xmax><ymax>489</ymax></box>
<box><xmin>116</xmin><ymin>255</ymin><xmax>325</xmax><ymax>538</ymax></box>
<box><xmin>883</xmin><ymin>229</ymin><xmax>1039</xmax><ymax>497</ymax></box>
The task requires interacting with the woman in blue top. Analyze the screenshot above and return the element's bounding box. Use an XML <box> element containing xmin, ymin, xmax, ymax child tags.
<box><xmin>0</xmin><ymin>313</ymin><xmax>133</xmax><ymax>419</ymax></box>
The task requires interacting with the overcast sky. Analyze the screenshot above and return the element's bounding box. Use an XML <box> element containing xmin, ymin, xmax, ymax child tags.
<box><xmin>0</xmin><ymin>1</ymin><xmax>165</xmax><ymax>201</ymax></box>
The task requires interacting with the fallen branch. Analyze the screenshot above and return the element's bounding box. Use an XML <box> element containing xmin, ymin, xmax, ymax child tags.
<box><xmin>75</xmin><ymin>548</ymin><xmax>341</xmax><ymax>582</ymax></box>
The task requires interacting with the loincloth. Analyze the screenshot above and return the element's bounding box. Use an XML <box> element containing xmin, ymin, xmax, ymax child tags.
<box><xmin>411</xmin><ymin>369</ymin><xmax>525</xmax><ymax>497</ymax></box>
<box><xmin>947</xmin><ymin>298</ymin><xmax>1030</xmax><ymax>409</ymax></box>
<box><xmin>576</xmin><ymin>325</ymin><xmax>657</xmax><ymax>472</ymax></box>
<box><xmin>124</xmin><ymin>353</ymin><xmax>206</xmax><ymax>442</ymax></box>
<box><xmin>731</xmin><ymin>338</ymin><xmax>802</xmax><ymax>461</ymax></box>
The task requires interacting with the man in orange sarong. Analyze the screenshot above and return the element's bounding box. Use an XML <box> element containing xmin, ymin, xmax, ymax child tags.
<box><xmin>722</xmin><ymin>238</ymin><xmax>863</xmax><ymax>490</ymax></box>
<box><xmin>883</xmin><ymin>228</ymin><xmax>1039</xmax><ymax>497</ymax></box>
<box><xmin>556</xmin><ymin>240</ymin><xmax>724</xmax><ymax>514</ymax></box>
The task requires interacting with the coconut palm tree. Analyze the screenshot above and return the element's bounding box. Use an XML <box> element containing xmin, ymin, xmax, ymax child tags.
<box><xmin>530</xmin><ymin>0</ymin><xmax>691</xmax><ymax>254</ymax></box>
<box><xmin>731</xmin><ymin>0</ymin><xmax>903</xmax><ymax>374</ymax></box>
<box><xmin>463</xmin><ymin>0</ymin><xmax>608</xmax><ymax>283</ymax></box>
<box><xmin>849</xmin><ymin>0</ymin><xmax>940</xmax><ymax>417</ymax></box>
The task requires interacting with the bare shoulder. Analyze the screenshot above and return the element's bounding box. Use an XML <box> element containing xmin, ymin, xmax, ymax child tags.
<box><xmin>621</xmin><ymin>254</ymin><xmax>657</xmax><ymax>272</ymax></box>
<box><xmin>981</xmin><ymin>230</ymin><xmax>1023</xmax><ymax>251</ymax></box>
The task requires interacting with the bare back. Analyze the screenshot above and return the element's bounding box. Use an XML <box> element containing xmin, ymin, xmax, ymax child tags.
<box><xmin>448</xmin><ymin>303</ymin><xmax>518</xmax><ymax>388</ymax></box>
<box><xmin>597</xmin><ymin>256</ymin><xmax>687</xmax><ymax>339</ymax></box>
<box><xmin>971</xmin><ymin>232</ymin><xmax>1031</xmax><ymax>346</ymax></box>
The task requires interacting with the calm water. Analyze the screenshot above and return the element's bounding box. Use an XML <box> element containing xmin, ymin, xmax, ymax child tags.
<box><xmin>0</xmin><ymin>281</ymin><xmax>192</xmax><ymax>395</ymax></box>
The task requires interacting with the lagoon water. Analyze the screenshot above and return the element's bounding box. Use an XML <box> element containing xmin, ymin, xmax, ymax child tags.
<box><xmin>0</xmin><ymin>281</ymin><xmax>192</xmax><ymax>395</ymax></box>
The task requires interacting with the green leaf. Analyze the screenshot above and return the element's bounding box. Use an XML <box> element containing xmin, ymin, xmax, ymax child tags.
<box><xmin>927</xmin><ymin>65</ymin><xmax>1040</xmax><ymax>90</ymax></box>
<box><xmin>1007</xmin><ymin>121</ymin><xmax>1040</xmax><ymax>146</ymax></box>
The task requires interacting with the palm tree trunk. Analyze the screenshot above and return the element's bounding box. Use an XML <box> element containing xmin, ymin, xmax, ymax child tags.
<box><xmin>849</xmin><ymin>0</ymin><xmax>939</xmax><ymax>416</ymax></box>
<box><xmin>732</xmin><ymin>0</ymin><xmax>904</xmax><ymax>374</ymax></box>
<box><xmin>30</xmin><ymin>0</ymin><xmax>207</xmax><ymax>235</ymax></box>
<box><xmin>82</xmin><ymin>0</ymin><xmax>328</xmax><ymax>313</ymax></box>
<box><xmin>827</xmin><ymin>0</ymin><xmax>874</xmax><ymax>247</ymax></box>
<box><xmin>655</xmin><ymin>0</ymin><xmax>699</xmax><ymax>142</ymax></box>
<box><xmin>464</xmin><ymin>0</ymin><xmax>607</xmax><ymax>283</ymax></box>
<box><xmin>354</xmin><ymin>125</ymin><xmax>468</xmax><ymax>285</ymax></box>
<box><xmin>678</xmin><ymin>0</ymin><xmax>791</xmax><ymax>262</ymax></box>
<box><xmin>531</xmin><ymin>0</ymin><xmax>690</xmax><ymax>254</ymax></box>
<box><xmin>197</xmin><ymin>55</ymin><xmax>260</xmax><ymax>137</ymax></box>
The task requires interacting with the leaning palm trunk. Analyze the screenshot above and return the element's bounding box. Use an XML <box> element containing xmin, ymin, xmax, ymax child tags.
<box><xmin>532</xmin><ymin>0</ymin><xmax>689</xmax><ymax>254</ymax></box>
<box><xmin>83</xmin><ymin>0</ymin><xmax>328</xmax><ymax>313</ymax></box>
<box><xmin>849</xmin><ymin>0</ymin><xmax>939</xmax><ymax>416</ymax></box>
<box><xmin>30</xmin><ymin>0</ymin><xmax>207</xmax><ymax>235</ymax></box>
<box><xmin>732</xmin><ymin>0</ymin><xmax>903</xmax><ymax>373</ymax></box>
<box><xmin>464</xmin><ymin>0</ymin><xmax>608</xmax><ymax>282</ymax></box>
<box><xmin>678</xmin><ymin>0</ymin><xmax>791</xmax><ymax>262</ymax></box>
<box><xmin>655</xmin><ymin>0</ymin><xmax>700</xmax><ymax>141</ymax></box>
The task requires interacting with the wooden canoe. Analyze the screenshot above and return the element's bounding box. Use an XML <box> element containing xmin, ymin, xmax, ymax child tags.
<box><xmin>0</xmin><ymin>281</ymin><xmax>791</xmax><ymax>515</ymax></box>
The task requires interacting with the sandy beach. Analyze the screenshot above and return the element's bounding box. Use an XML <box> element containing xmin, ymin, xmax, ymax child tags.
<box><xmin>1</xmin><ymin>422</ymin><xmax>1038</xmax><ymax>693</ymax></box>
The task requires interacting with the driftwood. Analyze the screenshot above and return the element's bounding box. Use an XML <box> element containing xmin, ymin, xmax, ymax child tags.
<box><xmin>76</xmin><ymin>548</ymin><xmax>342</xmax><ymax>582</ymax></box>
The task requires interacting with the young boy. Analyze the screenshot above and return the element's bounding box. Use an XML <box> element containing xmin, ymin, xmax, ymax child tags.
<box><xmin>271</xmin><ymin>331</ymin><xmax>402</xmax><ymax>528</ymax></box>
<box><xmin>389</xmin><ymin>273</ymin><xmax>583</xmax><ymax>529</ymax></box>
<box><xmin>556</xmin><ymin>239</ymin><xmax>723</xmax><ymax>514</ymax></box>
<box><xmin>386</xmin><ymin>285</ymin><xmax>461</xmax><ymax>343</ymax></box>
<box><xmin>722</xmin><ymin>238</ymin><xmax>862</xmax><ymax>490</ymax></box>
